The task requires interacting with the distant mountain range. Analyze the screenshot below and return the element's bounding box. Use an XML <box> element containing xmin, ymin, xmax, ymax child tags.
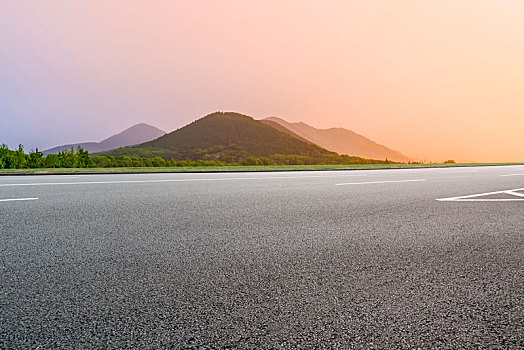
<box><xmin>262</xmin><ymin>117</ymin><xmax>410</xmax><ymax>162</ymax></box>
<box><xmin>103</xmin><ymin>112</ymin><xmax>380</xmax><ymax>164</ymax></box>
<box><xmin>44</xmin><ymin>123</ymin><xmax>166</xmax><ymax>155</ymax></box>
<box><xmin>44</xmin><ymin>112</ymin><xmax>410</xmax><ymax>163</ymax></box>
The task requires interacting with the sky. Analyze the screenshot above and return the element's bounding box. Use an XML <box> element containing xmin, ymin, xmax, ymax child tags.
<box><xmin>1</xmin><ymin>0</ymin><xmax>523</xmax><ymax>162</ymax></box>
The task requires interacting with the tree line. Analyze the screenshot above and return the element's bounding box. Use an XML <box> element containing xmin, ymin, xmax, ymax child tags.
<box><xmin>0</xmin><ymin>144</ymin><xmax>393</xmax><ymax>169</ymax></box>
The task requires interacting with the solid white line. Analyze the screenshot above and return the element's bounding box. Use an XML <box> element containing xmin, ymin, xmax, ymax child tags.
<box><xmin>0</xmin><ymin>197</ymin><xmax>39</xmax><ymax>202</ymax></box>
<box><xmin>500</xmin><ymin>174</ymin><xmax>524</xmax><ymax>177</ymax></box>
<box><xmin>439</xmin><ymin>170</ymin><xmax>478</xmax><ymax>173</ymax></box>
<box><xmin>0</xmin><ymin>174</ymin><xmax>365</xmax><ymax>187</ymax></box>
<box><xmin>335</xmin><ymin>179</ymin><xmax>426</xmax><ymax>186</ymax></box>
<box><xmin>438</xmin><ymin>199</ymin><xmax>524</xmax><ymax>202</ymax></box>
<box><xmin>505</xmin><ymin>190</ymin><xmax>524</xmax><ymax>197</ymax></box>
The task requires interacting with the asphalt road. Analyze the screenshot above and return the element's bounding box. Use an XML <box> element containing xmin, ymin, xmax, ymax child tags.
<box><xmin>1</xmin><ymin>166</ymin><xmax>523</xmax><ymax>349</ymax></box>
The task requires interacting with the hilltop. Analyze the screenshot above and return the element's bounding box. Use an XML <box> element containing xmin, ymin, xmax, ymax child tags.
<box><xmin>263</xmin><ymin>117</ymin><xmax>410</xmax><ymax>162</ymax></box>
<box><xmin>44</xmin><ymin>123</ymin><xmax>166</xmax><ymax>155</ymax></box>
<box><xmin>104</xmin><ymin>112</ymin><xmax>384</xmax><ymax>165</ymax></box>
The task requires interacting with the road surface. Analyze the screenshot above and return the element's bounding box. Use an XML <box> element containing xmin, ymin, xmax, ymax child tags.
<box><xmin>1</xmin><ymin>166</ymin><xmax>523</xmax><ymax>348</ymax></box>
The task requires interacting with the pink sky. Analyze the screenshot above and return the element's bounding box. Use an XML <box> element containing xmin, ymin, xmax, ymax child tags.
<box><xmin>1</xmin><ymin>0</ymin><xmax>523</xmax><ymax>162</ymax></box>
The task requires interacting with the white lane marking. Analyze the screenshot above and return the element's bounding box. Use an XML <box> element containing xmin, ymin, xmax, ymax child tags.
<box><xmin>500</xmin><ymin>174</ymin><xmax>524</xmax><ymax>177</ymax></box>
<box><xmin>17</xmin><ymin>175</ymin><xmax>81</xmax><ymax>178</ymax></box>
<box><xmin>505</xmin><ymin>190</ymin><xmax>524</xmax><ymax>197</ymax></box>
<box><xmin>0</xmin><ymin>197</ymin><xmax>39</xmax><ymax>202</ymax></box>
<box><xmin>436</xmin><ymin>188</ymin><xmax>524</xmax><ymax>202</ymax></box>
<box><xmin>335</xmin><ymin>179</ymin><xmax>426</xmax><ymax>186</ymax></box>
<box><xmin>0</xmin><ymin>174</ymin><xmax>366</xmax><ymax>187</ymax></box>
<box><xmin>440</xmin><ymin>199</ymin><xmax>524</xmax><ymax>202</ymax></box>
<box><xmin>439</xmin><ymin>170</ymin><xmax>478</xmax><ymax>173</ymax></box>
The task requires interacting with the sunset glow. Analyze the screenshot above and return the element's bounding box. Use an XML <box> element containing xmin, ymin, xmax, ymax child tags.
<box><xmin>1</xmin><ymin>0</ymin><xmax>523</xmax><ymax>162</ymax></box>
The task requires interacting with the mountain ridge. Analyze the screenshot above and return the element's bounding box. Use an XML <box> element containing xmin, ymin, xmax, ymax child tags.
<box><xmin>44</xmin><ymin>123</ymin><xmax>166</xmax><ymax>155</ymax></box>
<box><xmin>262</xmin><ymin>117</ymin><xmax>410</xmax><ymax>162</ymax></box>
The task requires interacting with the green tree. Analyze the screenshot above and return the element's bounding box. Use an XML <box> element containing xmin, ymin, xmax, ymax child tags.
<box><xmin>15</xmin><ymin>144</ymin><xmax>27</xmax><ymax>168</ymax></box>
<box><xmin>57</xmin><ymin>148</ymin><xmax>75</xmax><ymax>167</ymax></box>
<box><xmin>0</xmin><ymin>144</ymin><xmax>16</xmax><ymax>168</ymax></box>
<box><xmin>74</xmin><ymin>146</ymin><xmax>91</xmax><ymax>168</ymax></box>
<box><xmin>44</xmin><ymin>154</ymin><xmax>58</xmax><ymax>168</ymax></box>
<box><xmin>28</xmin><ymin>149</ymin><xmax>44</xmax><ymax>168</ymax></box>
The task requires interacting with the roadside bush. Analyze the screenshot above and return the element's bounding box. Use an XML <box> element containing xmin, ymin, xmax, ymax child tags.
<box><xmin>152</xmin><ymin>157</ymin><xmax>166</xmax><ymax>167</ymax></box>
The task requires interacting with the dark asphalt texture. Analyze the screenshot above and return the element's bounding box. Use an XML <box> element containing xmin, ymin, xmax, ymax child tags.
<box><xmin>1</xmin><ymin>166</ymin><xmax>523</xmax><ymax>349</ymax></box>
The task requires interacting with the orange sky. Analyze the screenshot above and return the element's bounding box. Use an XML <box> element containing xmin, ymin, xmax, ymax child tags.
<box><xmin>1</xmin><ymin>0</ymin><xmax>523</xmax><ymax>162</ymax></box>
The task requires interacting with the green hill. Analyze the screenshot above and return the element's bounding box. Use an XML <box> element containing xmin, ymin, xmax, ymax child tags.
<box><xmin>103</xmin><ymin>112</ymin><xmax>387</xmax><ymax>165</ymax></box>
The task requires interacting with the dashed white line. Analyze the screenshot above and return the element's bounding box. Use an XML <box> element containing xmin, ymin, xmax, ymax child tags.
<box><xmin>0</xmin><ymin>197</ymin><xmax>39</xmax><ymax>202</ymax></box>
<box><xmin>439</xmin><ymin>170</ymin><xmax>478</xmax><ymax>173</ymax></box>
<box><xmin>335</xmin><ymin>179</ymin><xmax>426</xmax><ymax>186</ymax></box>
<box><xmin>500</xmin><ymin>174</ymin><xmax>524</xmax><ymax>177</ymax></box>
<box><xmin>0</xmin><ymin>174</ymin><xmax>365</xmax><ymax>187</ymax></box>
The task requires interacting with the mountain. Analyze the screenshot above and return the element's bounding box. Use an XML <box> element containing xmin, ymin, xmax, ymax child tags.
<box><xmin>44</xmin><ymin>123</ymin><xmax>166</xmax><ymax>155</ymax></box>
<box><xmin>103</xmin><ymin>112</ymin><xmax>383</xmax><ymax>164</ymax></box>
<box><xmin>259</xmin><ymin>119</ymin><xmax>313</xmax><ymax>144</ymax></box>
<box><xmin>262</xmin><ymin>117</ymin><xmax>410</xmax><ymax>162</ymax></box>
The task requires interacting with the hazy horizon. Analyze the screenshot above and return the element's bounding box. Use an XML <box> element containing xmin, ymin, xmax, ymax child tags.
<box><xmin>1</xmin><ymin>1</ymin><xmax>523</xmax><ymax>162</ymax></box>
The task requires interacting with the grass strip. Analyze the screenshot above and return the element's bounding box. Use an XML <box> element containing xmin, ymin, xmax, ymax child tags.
<box><xmin>1</xmin><ymin>163</ymin><xmax>522</xmax><ymax>175</ymax></box>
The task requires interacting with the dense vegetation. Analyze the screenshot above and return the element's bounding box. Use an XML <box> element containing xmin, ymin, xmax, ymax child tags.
<box><xmin>0</xmin><ymin>143</ymin><xmax>391</xmax><ymax>169</ymax></box>
<box><xmin>0</xmin><ymin>144</ymin><xmax>226</xmax><ymax>169</ymax></box>
<box><xmin>103</xmin><ymin>112</ymin><xmax>390</xmax><ymax>165</ymax></box>
<box><xmin>1</xmin><ymin>144</ymin><xmax>89</xmax><ymax>169</ymax></box>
